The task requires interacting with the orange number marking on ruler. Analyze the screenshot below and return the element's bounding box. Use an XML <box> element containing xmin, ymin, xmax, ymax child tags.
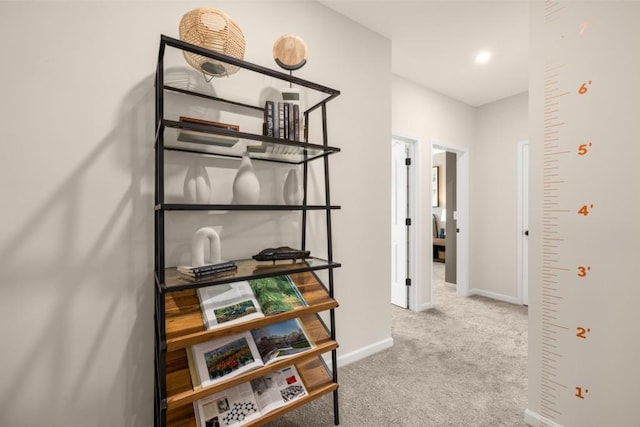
<box><xmin>578</xmin><ymin>142</ymin><xmax>593</xmax><ymax>155</ymax></box>
<box><xmin>578</xmin><ymin>205</ymin><xmax>594</xmax><ymax>216</ymax></box>
<box><xmin>576</xmin><ymin>327</ymin><xmax>591</xmax><ymax>339</ymax></box>
<box><xmin>575</xmin><ymin>387</ymin><xmax>589</xmax><ymax>399</ymax></box>
<box><xmin>578</xmin><ymin>81</ymin><xmax>592</xmax><ymax>94</ymax></box>
<box><xmin>577</xmin><ymin>266</ymin><xmax>590</xmax><ymax>277</ymax></box>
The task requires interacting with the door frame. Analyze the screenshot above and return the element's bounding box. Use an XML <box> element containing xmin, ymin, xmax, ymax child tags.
<box><xmin>431</xmin><ymin>140</ymin><xmax>469</xmax><ymax>298</ymax></box>
<box><xmin>517</xmin><ymin>140</ymin><xmax>529</xmax><ymax>305</ymax></box>
<box><xmin>391</xmin><ymin>132</ymin><xmax>422</xmax><ymax>311</ymax></box>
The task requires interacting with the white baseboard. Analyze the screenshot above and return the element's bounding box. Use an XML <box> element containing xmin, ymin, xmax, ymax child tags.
<box><xmin>469</xmin><ymin>288</ymin><xmax>520</xmax><ymax>305</ymax></box>
<box><xmin>414</xmin><ymin>302</ymin><xmax>433</xmax><ymax>312</ymax></box>
<box><xmin>524</xmin><ymin>408</ymin><xmax>564</xmax><ymax>427</ymax></box>
<box><xmin>329</xmin><ymin>337</ymin><xmax>394</xmax><ymax>368</ymax></box>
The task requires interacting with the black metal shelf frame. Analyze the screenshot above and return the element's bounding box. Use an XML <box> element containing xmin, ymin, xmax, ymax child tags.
<box><xmin>156</xmin><ymin>203</ymin><xmax>341</xmax><ymax>211</ymax></box>
<box><xmin>154</xmin><ymin>34</ymin><xmax>341</xmax><ymax>426</ymax></box>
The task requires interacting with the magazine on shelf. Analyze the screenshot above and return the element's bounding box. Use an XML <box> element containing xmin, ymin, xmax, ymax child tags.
<box><xmin>197</xmin><ymin>275</ymin><xmax>307</xmax><ymax>330</ymax></box>
<box><xmin>190</xmin><ymin>318</ymin><xmax>314</xmax><ymax>388</ymax></box>
<box><xmin>194</xmin><ymin>365</ymin><xmax>307</xmax><ymax>427</ymax></box>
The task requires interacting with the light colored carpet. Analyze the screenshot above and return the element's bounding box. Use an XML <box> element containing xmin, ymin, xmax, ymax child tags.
<box><xmin>267</xmin><ymin>263</ymin><xmax>529</xmax><ymax>426</ymax></box>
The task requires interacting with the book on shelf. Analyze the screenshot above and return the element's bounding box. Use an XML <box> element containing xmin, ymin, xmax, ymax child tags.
<box><xmin>293</xmin><ymin>104</ymin><xmax>300</xmax><ymax>142</ymax></box>
<box><xmin>284</xmin><ymin>103</ymin><xmax>291</xmax><ymax>140</ymax></box>
<box><xmin>193</xmin><ymin>365</ymin><xmax>307</xmax><ymax>427</ymax></box>
<box><xmin>189</xmin><ymin>318</ymin><xmax>314</xmax><ymax>388</ymax></box>
<box><xmin>278</xmin><ymin>102</ymin><xmax>286</xmax><ymax>141</ymax></box>
<box><xmin>197</xmin><ymin>275</ymin><xmax>307</xmax><ymax>330</ymax></box>
<box><xmin>178</xmin><ymin>261</ymin><xmax>238</xmax><ymax>278</ymax></box>
<box><xmin>261</xmin><ymin>100</ymin><xmax>302</xmax><ymax>143</ymax></box>
<box><xmin>177</xmin><ymin>116</ymin><xmax>240</xmax><ymax>147</ymax></box>
<box><xmin>264</xmin><ymin>101</ymin><xmax>274</xmax><ymax>138</ymax></box>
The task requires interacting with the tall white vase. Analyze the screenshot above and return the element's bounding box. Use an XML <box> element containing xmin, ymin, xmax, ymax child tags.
<box><xmin>283</xmin><ymin>168</ymin><xmax>302</xmax><ymax>205</ymax></box>
<box><xmin>232</xmin><ymin>153</ymin><xmax>260</xmax><ymax>204</ymax></box>
<box><xmin>191</xmin><ymin>227</ymin><xmax>221</xmax><ymax>267</ymax></box>
<box><xmin>183</xmin><ymin>160</ymin><xmax>211</xmax><ymax>203</ymax></box>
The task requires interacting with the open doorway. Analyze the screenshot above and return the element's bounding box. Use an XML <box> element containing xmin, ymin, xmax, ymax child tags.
<box><xmin>431</xmin><ymin>141</ymin><xmax>469</xmax><ymax>298</ymax></box>
<box><xmin>431</xmin><ymin>148</ymin><xmax>453</xmax><ymax>279</ymax></box>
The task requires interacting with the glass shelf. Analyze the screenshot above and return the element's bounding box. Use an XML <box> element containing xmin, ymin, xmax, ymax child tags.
<box><xmin>158</xmin><ymin>257</ymin><xmax>341</xmax><ymax>292</ymax></box>
<box><xmin>159</xmin><ymin>120</ymin><xmax>339</xmax><ymax>164</ymax></box>
<box><xmin>159</xmin><ymin>35</ymin><xmax>340</xmax><ymax>114</ymax></box>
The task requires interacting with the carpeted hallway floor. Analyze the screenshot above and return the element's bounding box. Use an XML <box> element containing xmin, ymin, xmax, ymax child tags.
<box><xmin>268</xmin><ymin>262</ymin><xmax>529</xmax><ymax>426</ymax></box>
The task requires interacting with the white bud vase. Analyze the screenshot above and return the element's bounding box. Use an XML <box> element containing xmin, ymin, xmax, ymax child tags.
<box><xmin>283</xmin><ymin>168</ymin><xmax>302</xmax><ymax>205</ymax></box>
<box><xmin>232</xmin><ymin>153</ymin><xmax>260</xmax><ymax>204</ymax></box>
<box><xmin>183</xmin><ymin>160</ymin><xmax>211</xmax><ymax>203</ymax></box>
<box><xmin>191</xmin><ymin>227</ymin><xmax>221</xmax><ymax>267</ymax></box>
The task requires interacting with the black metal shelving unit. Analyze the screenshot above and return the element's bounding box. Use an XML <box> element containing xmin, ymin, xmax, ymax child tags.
<box><xmin>153</xmin><ymin>35</ymin><xmax>341</xmax><ymax>426</ymax></box>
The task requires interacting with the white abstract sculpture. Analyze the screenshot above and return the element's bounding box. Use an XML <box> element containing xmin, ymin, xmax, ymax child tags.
<box><xmin>191</xmin><ymin>227</ymin><xmax>221</xmax><ymax>267</ymax></box>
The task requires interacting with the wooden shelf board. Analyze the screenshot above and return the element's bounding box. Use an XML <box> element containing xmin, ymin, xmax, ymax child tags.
<box><xmin>165</xmin><ymin>313</ymin><xmax>336</xmax><ymax>410</ymax></box>
<box><xmin>165</xmin><ymin>271</ymin><xmax>337</xmax><ymax>351</ymax></box>
<box><xmin>166</xmin><ymin>357</ymin><xmax>336</xmax><ymax>427</ymax></box>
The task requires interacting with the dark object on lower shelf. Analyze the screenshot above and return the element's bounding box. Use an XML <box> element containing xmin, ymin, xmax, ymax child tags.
<box><xmin>253</xmin><ymin>246</ymin><xmax>311</xmax><ymax>262</ymax></box>
<box><xmin>177</xmin><ymin>116</ymin><xmax>240</xmax><ymax>147</ymax></box>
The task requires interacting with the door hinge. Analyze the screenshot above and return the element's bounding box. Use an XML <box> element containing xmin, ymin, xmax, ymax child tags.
<box><xmin>405</xmin><ymin>278</ymin><xmax>412</xmax><ymax>287</ymax></box>
<box><xmin>405</xmin><ymin>158</ymin><xmax>412</xmax><ymax>166</ymax></box>
<box><xmin>405</xmin><ymin>218</ymin><xmax>412</xmax><ymax>226</ymax></box>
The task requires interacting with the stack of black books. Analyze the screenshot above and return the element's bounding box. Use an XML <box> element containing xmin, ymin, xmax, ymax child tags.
<box><xmin>177</xmin><ymin>261</ymin><xmax>238</xmax><ymax>280</ymax></box>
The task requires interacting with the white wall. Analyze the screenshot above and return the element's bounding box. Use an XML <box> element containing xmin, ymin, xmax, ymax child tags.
<box><xmin>527</xmin><ymin>2</ymin><xmax>640</xmax><ymax>425</ymax></box>
<box><xmin>470</xmin><ymin>92</ymin><xmax>528</xmax><ymax>302</ymax></box>
<box><xmin>392</xmin><ymin>75</ymin><xmax>475</xmax><ymax>309</ymax></box>
<box><xmin>0</xmin><ymin>2</ymin><xmax>391</xmax><ymax>426</ymax></box>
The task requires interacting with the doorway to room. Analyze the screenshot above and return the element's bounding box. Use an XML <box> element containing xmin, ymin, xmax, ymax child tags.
<box><xmin>431</xmin><ymin>148</ymin><xmax>456</xmax><ymax>283</ymax></box>
<box><xmin>431</xmin><ymin>142</ymin><xmax>469</xmax><ymax>299</ymax></box>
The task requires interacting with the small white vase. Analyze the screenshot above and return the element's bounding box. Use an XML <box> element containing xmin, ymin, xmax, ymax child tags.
<box><xmin>183</xmin><ymin>160</ymin><xmax>211</xmax><ymax>203</ymax></box>
<box><xmin>283</xmin><ymin>168</ymin><xmax>302</xmax><ymax>205</ymax></box>
<box><xmin>191</xmin><ymin>227</ymin><xmax>221</xmax><ymax>267</ymax></box>
<box><xmin>232</xmin><ymin>153</ymin><xmax>260</xmax><ymax>204</ymax></box>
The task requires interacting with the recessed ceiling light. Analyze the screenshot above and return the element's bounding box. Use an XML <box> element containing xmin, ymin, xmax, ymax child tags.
<box><xmin>475</xmin><ymin>51</ymin><xmax>492</xmax><ymax>64</ymax></box>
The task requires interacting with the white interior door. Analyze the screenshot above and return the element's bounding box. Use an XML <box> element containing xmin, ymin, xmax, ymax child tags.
<box><xmin>391</xmin><ymin>140</ymin><xmax>408</xmax><ymax>308</ymax></box>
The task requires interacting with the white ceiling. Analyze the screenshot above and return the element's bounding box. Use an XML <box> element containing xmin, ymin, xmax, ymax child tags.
<box><xmin>320</xmin><ymin>0</ymin><xmax>529</xmax><ymax>107</ymax></box>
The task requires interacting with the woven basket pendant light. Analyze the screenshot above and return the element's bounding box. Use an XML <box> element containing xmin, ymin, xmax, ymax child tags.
<box><xmin>179</xmin><ymin>8</ymin><xmax>246</xmax><ymax>79</ymax></box>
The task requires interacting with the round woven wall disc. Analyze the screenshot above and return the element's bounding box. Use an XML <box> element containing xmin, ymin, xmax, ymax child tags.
<box><xmin>273</xmin><ymin>34</ymin><xmax>308</xmax><ymax>71</ymax></box>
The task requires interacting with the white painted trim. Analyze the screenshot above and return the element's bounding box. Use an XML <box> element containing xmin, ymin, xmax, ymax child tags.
<box><xmin>468</xmin><ymin>288</ymin><xmax>520</xmax><ymax>305</ymax></box>
<box><xmin>455</xmin><ymin>149</ymin><xmax>470</xmax><ymax>297</ymax></box>
<box><xmin>333</xmin><ymin>337</ymin><xmax>394</xmax><ymax>368</ymax></box>
<box><xmin>524</xmin><ymin>408</ymin><xmax>564</xmax><ymax>427</ymax></box>
<box><xmin>415</xmin><ymin>301</ymin><xmax>433</xmax><ymax>312</ymax></box>
<box><xmin>392</xmin><ymin>131</ymin><xmax>422</xmax><ymax>313</ymax></box>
